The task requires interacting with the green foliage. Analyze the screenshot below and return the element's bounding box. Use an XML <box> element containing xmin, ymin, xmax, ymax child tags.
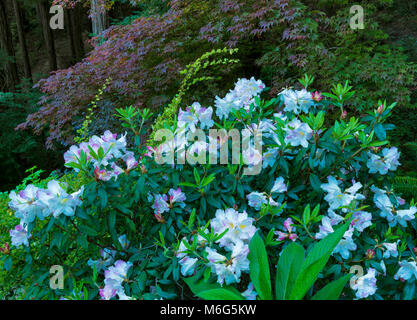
<box><xmin>75</xmin><ymin>78</ymin><xmax>112</xmax><ymax>144</ymax></box>
<box><xmin>189</xmin><ymin>222</ymin><xmax>352</xmax><ymax>300</ymax></box>
<box><xmin>149</xmin><ymin>47</ymin><xmax>239</xmax><ymax>144</ymax></box>
<box><xmin>0</xmin><ymin>83</ymin><xmax>62</xmax><ymax>191</ymax></box>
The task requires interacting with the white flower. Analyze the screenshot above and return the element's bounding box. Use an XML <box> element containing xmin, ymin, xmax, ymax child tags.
<box><xmin>283</xmin><ymin>118</ymin><xmax>313</xmax><ymax>148</ymax></box>
<box><xmin>242</xmin><ymin>283</ymin><xmax>257</xmax><ymax>300</ymax></box>
<box><xmin>382</xmin><ymin>241</ymin><xmax>399</xmax><ymax>259</ymax></box>
<box><xmin>9</xmin><ymin>185</ymin><xmax>46</xmax><ymax>224</ymax></box>
<box><xmin>38</xmin><ymin>180</ymin><xmax>83</xmax><ymax>218</ymax></box>
<box><xmin>215</xmin><ymin>92</ymin><xmax>240</xmax><ymax>120</ymax></box>
<box><xmin>206</xmin><ymin>242</ymin><xmax>250</xmax><ymax>286</ymax></box>
<box><xmin>210</xmin><ymin>208</ymin><xmax>256</xmax><ymax>250</ymax></box>
<box><xmin>262</xmin><ymin>147</ymin><xmax>279</xmax><ymax>168</ymax></box>
<box><xmin>367</xmin><ymin>147</ymin><xmax>401</xmax><ymax>175</ymax></box>
<box><xmin>351</xmin><ymin>268</ymin><xmax>377</xmax><ymax>299</ymax></box>
<box><xmin>315</xmin><ymin>216</ymin><xmax>334</xmax><ymax>240</ymax></box>
<box><xmin>179</xmin><ymin>256</ymin><xmax>198</xmax><ymax>276</ymax></box>
<box><xmin>177</xmin><ymin>107</ymin><xmax>199</xmax><ymax>133</ymax></box>
<box><xmin>198</xmin><ymin>107</ymin><xmax>214</xmax><ymax>130</ymax></box>
<box><xmin>246</xmin><ymin>192</ymin><xmax>267</xmax><ymax>210</ymax></box>
<box><xmin>271</xmin><ymin>177</ymin><xmax>287</xmax><ymax>194</ymax></box>
<box><xmin>351</xmin><ymin>211</ymin><xmax>372</xmax><ymax>232</ymax></box>
<box><xmin>9</xmin><ymin>224</ymin><xmax>31</xmax><ymax>247</ymax></box>
<box><xmin>394</xmin><ymin>260</ymin><xmax>417</xmax><ymax>281</ymax></box>
<box><xmin>280</xmin><ymin>89</ymin><xmax>314</xmax><ymax>114</ymax></box>
<box><xmin>333</xmin><ymin>227</ymin><xmax>357</xmax><ymax>259</ymax></box>
<box><xmin>321</xmin><ymin>177</ymin><xmax>364</xmax><ymax>212</ymax></box>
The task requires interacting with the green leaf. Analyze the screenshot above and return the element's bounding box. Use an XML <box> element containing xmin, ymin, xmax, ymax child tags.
<box><xmin>275</xmin><ymin>242</ymin><xmax>305</xmax><ymax>300</ymax></box>
<box><xmin>183</xmin><ymin>275</ymin><xmax>243</xmax><ymax>297</ymax></box>
<box><xmin>248</xmin><ymin>232</ymin><xmax>273</xmax><ymax>300</ymax></box>
<box><xmin>311</xmin><ymin>274</ymin><xmax>351</xmax><ymax>300</ymax></box>
<box><xmin>78</xmin><ymin>225</ymin><xmax>99</xmax><ymax>237</ymax></box>
<box><xmin>309</xmin><ymin>174</ymin><xmax>322</xmax><ymax>192</ymax></box>
<box><xmin>289</xmin><ymin>220</ymin><xmax>351</xmax><ymax>300</ymax></box>
<box><xmin>197</xmin><ymin>288</ymin><xmax>245</xmax><ymax>300</ymax></box>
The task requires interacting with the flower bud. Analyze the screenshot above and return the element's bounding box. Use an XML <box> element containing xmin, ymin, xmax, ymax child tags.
<box><xmin>311</xmin><ymin>91</ymin><xmax>323</xmax><ymax>102</ymax></box>
<box><xmin>377</xmin><ymin>104</ymin><xmax>384</xmax><ymax>114</ymax></box>
<box><xmin>0</xmin><ymin>242</ymin><xmax>10</xmax><ymax>254</ymax></box>
<box><xmin>366</xmin><ymin>249</ymin><xmax>375</xmax><ymax>260</ymax></box>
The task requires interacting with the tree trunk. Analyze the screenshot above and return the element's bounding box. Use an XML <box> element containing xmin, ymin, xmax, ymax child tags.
<box><xmin>0</xmin><ymin>0</ymin><xmax>19</xmax><ymax>91</ymax></box>
<box><xmin>91</xmin><ymin>0</ymin><xmax>107</xmax><ymax>36</ymax></box>
<box><xmin>36</xmin><ymin>0</ymin><xmax>57</xmax><ymax>71</ymax></box>
<box><xmin>70</xmin><ymin>3</ymin><xmax>84</xmax><ymax>60</ymax></box>
<box><xmin>11</xmin><ymin>0</ymin><xmax>32</xmax><ymax>81</ymax></box>
<box><xmin>65</xmin><ymin>9</ymin><xmax>76</xmax><ymax>64</ymax></box>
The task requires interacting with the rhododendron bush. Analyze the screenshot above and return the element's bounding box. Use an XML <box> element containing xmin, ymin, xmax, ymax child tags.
<box><xmin>3</xmin><ymin>75</ymin><xmax>417</xmax><ymax>300</ymax></box>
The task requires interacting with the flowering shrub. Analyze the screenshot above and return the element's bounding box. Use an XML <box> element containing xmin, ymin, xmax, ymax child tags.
<box><xmin>2</xmin><ymin>75</ymin><xmax>417</xmax><ymax>300</ymax></box>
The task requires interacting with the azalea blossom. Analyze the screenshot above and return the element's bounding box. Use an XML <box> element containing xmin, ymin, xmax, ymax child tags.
<box><xmin>271</xmin><ymin>177</ymin><xmax>287</xmax><ymax>194</ymax></box>
<box><xmin>9</xmin><ymin>185</ymin><xmax>46</xmax><ymax>224</ymax></box>
<box><xmin>333</xmin><ymin>227</ymin><xmax>357</xmax><ymax>259</ymax></box>
<box><xmin>280</xmin><ymin>88</ymin><xmax>315</xmax><ymax>114</ymax></box>
<box><xmin>206</xmin><ymin>242</ymin><xmax>250</xmax><ymax>286</ymax></box>
<box><xmin>168</xmin><ymin>188</ymin><xmax>186</xmax><ymax>207</ymax></box>
<box><xmin>9</xmin><ymin>224</ymin><xmax>31</xmax><ymax>247</ymax></box>
<box><xmin>275</xmin><ymin>218</ymin><xmax>297</xmax><ymax>241</ymax></box>
<box><xmin>101</xmin><ymin>260</ymin><xmax>133</xmax><ymax>300</ymax></box>
<box><xmin>367</xmin><ymin>147</ymin><xmax>400</xmax><ymax>175</ymax></box>
<box><xmin>210</xmin><ymin>208</ymin><xmax>256</xmax><ymax>250</ymax></box>
<box><xmin>242</xmin><ymin>283</ymin><xmax>257</xmax><ymax>300</ymax></box>
<box><xmin>321</xmin><ymin>176</ymin><xmax>364</xmax><ymax>212</ymax></box>
<box><xmin>283</xmin><ymin>118</ymin><xmax>313</xmax><ymax>148</ymax></box>
<box><xmin>394</xmin><ymin>260</ymin><xmax>417</xmax><ymax>282</ymax></box>
<box><xmin>38</xmin><ymin>180</ymin><xmax>83</xmax><ymax>218</ymax></box>
<box><xmin>246</xmin><ymin>192</ymin><xmax>267</xmax><ymax>210</ymax></box>
<box><xmin>351</xmin><ymin>268</ymin><xmax>377</xmax><ymax>299</ymax></box>
<box><xmin>382</xmin><ymin>241</ymin><xmax>399</xmax><ymax>259</ymax></box>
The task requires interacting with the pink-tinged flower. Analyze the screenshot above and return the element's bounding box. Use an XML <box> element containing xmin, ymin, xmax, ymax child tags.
<box><xmin>94</xmin><ymin>166</ymin><xmax>112</xmax><ymax>181</ymax></box>
<box><xmin>144</xmin><ymin>146</ymin><xmax>154</xmax><ymax>158</ymax></box>
<box><xmin>168</xmin><ymin>188</ymin><xmax>186</xmax><ymax>207</ymax></box>
<box><xmin>377</xmin><ymin>104</ymin><xmax>385</xmax><ymax>114</ymax></box>
<box><xmin>152</xmin><ymin>194</ymin><xmax>170</xmax><ymax>215</ymax></box>
<box><xmin>275</xmin><ymin>218</ymin><xmax>297</xmax><ymax>242</ymax></box>
<box><xmin>0</xmin><ymin>242</ymin><xmax>10</xmax><ymax>254</ymax></box>
<box><xmin>366</xmin><ymin>249</ymin><xmax>375</xmax><ymax>260</ymax></box>
<box><xmin>275</xmin><ymin>231</ymin><xmax>288</xmax><ymax>241</ymax></box>
<box><xmin>9</xmin><ymin>224</ymin><xmax>31</xmax><ymax>247</ymax></box>
<box><xmin>125</xmin><ymin>156</ymin><xmax>138</xmax><ymax>172</ymax></box>
<box><xmin>283</xmin><ymin>218</ymin><xmax>294</xmax><ymax>233</ymax></box>
<box><xmin>311</xmin><ymin>91</ymin><xmax>322</xmax><ymax>102</ymax></box>
<box><xmin>99</xmin><ymin>285</ymin><xmax>117</xmax><ymax>300</ymax></box>
<box><xmin>154</xmin><ymin>212</ymin><xmax>166</xmax><ymax>223</ymax></box>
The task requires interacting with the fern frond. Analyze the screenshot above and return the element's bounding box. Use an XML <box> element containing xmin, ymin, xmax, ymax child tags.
<box><xmin>393</xmin><ymin>176</ymin><xmax>417</xmax><ymax>199</ymax></box>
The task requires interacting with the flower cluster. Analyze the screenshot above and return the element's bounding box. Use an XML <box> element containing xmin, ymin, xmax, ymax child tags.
<box><xmin>367</xmin><ymin>147</ymin><xmax>400</xmax><ymax>175</ymax></box>
<box><xmin>177</xmin><ymin>208</ymin><xmax>257</xmax><ymax>288</ymax></box>
<box><xmin>100</xmin><ymin>260</ymin><xmax>133</xmax><ymax>300</ymax></box>
<box><xmin>371</xmin><ymin>186</ymin><xmax>417</xmax><ymax>227</ymax></box>
<box><xmin>8</xmin><ymin>181</ymin><xmax>83</xmax><ymax>248</ymax></box>
<box><xmin>148</xmin><ymin>188</ymin><xmax>186</xmax><ymax>222</ymax></box>
<box><xmin>215</xmin><ymin>77</ymin><xmax>265</xmax><ymax>119</ymax></box>
<box><xmin>64</xmin><ymin>130</ymin><xmax>138</xmax><ymax>181</ymax></box>
<box><xmin>246</xmin><ymin>177</ymin><xmax>287</xmax><ymax>211</ymax></box>
<box><xmin>279</xmin><ymin>88</ymin><xmax>315</xmax><ymax>114</ymax></box>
